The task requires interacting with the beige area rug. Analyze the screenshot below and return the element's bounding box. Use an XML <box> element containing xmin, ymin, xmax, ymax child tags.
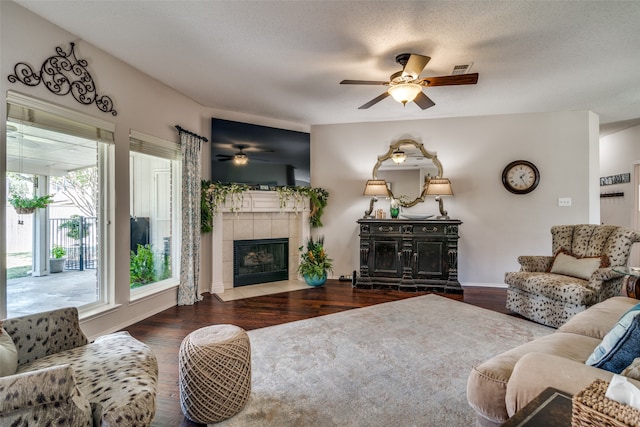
<box><xmin>213</xmin><ymin>294</ymin><xmax>552</xmax><ymax>427</ymax></box>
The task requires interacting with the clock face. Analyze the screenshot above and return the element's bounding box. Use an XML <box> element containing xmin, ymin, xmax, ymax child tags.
<box><xmin>502</xmin><ymin>160</ymin><xmax>540</xmax><ymax>194</ymax></box>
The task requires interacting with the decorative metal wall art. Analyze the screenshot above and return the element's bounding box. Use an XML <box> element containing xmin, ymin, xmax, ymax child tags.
<box><xmin>600</xmin><ymin>173</ymin><xmax>630</xmax><ymax>186</ymax></box>
<box><xmin>8</xmin><ymin>42</ymin><xmax>117</xmax><ymax>116</ymax></box>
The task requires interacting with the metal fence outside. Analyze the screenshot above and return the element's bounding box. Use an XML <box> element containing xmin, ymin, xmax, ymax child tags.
<box><xmin>49</xmin><ymin>216</ymin><xmax>97</xmax><ymax>271</ymax></box>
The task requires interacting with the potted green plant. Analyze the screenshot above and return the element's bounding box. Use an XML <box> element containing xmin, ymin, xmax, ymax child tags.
<box><xmin>9</xmin><ymin>193</ymin><xmax>54</xmax><ymax>215</ymax></box>
<box><xmin>50</xmin><ymin>245</ymin><xmax>66</xmax><ymax>273</ymax></box>
<box><xmin>297</xmin><ymin>235</ymin><xmax>333</xmax><ymax>287</ymax></box>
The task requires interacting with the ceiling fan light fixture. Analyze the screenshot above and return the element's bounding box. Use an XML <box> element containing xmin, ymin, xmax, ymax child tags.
<box><xmin>233</xmin><ymin>153</ymin><xmax>249</xmax><ymax>165</ymax></box>
<box><xmin>388</xmin><ymin>83</ymin><xmax>422</xmax><ymax>105</ymax></box>
<box><xmin>391</xmin><ymin>149</ymin><xmax>407</xmax><ymax>164</ymax></box>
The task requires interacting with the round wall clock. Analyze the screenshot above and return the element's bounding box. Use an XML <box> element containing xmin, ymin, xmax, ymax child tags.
<box><xmin>502</xmin><ymin>160</ymin><xmax>540</xmax><ymax>194</ymax></box>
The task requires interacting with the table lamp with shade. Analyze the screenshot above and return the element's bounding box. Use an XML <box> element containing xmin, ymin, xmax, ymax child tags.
<box><xmin>425</xmin><ymin>178</ymin><xmax>453</xmax><ymax>219</ymax></box>
<box><xmin>363</xmin><ymin>179</ymin><xmax>389</xmax><ymax>218</ymax></box>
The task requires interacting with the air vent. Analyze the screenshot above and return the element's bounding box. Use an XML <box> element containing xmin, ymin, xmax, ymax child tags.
<box><xmin>451</xmin><ymin>63</ymin><xmax>473</xmax><ymax>75</ymax></box>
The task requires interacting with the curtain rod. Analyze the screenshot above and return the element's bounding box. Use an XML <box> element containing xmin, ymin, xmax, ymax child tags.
<box><xmin>175</xmin><ymin>125</ymin><xmax>208</xmax><ymax>142</ymax></box>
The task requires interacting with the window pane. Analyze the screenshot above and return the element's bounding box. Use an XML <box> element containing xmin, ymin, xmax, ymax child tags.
<box><xmin>5</xmin><ymin>117</ymin><xmax>108</xmax><ymax>317</ymax></box>
<box><xmin>129</xmin><ymin>148</ymin><xmax>179</xmax><ymax>290</ymax></box>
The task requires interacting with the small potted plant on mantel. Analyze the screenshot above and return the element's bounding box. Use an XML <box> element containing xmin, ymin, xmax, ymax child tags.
<box><xmin>297</xmin><ymin>235</ymin><xmax>333</xmax><ymax>287</ymax></box>
<box><xmin>50</xmin><ymin>245</ymin><xmax>66</xmax><ymax>273</ymax></box>
<box><xmin>8</xmin><ymin>193</ymin><xmax>54</xmax><ymax>215</ymax></box>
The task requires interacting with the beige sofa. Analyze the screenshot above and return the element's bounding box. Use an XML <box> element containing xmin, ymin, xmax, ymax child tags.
<box><xmin>467</xmin><ymin>296</ymin><xmax>640</xmax><ymax>427</ymax></box>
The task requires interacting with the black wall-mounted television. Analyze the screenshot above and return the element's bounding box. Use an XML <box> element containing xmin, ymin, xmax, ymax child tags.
<box><xmin>210</xmin><ymin>118</ymin><xmax>310</xmax><ymax>188</ymax></box>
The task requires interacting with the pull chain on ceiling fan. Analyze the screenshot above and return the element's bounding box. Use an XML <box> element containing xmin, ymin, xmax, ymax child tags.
<box><xmin>340</xmin><ymin>53</ymin><xmax>479</xmax><ymax>110</ymax></box>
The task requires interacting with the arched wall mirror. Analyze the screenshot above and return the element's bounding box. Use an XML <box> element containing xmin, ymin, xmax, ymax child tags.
<box><xmin>373</xmin><ymin>139</ymin><xmax>443</xmax><ymax>208</ymax></box>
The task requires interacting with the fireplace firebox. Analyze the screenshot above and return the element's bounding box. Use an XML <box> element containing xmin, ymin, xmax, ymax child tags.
<box><xmin>233</xmin><ymin>238</ymin><xmax>289</xmax><ymax>286</ymax></box>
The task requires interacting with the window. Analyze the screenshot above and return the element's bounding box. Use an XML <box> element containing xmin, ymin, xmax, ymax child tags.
<box><xmin>129</xmin><ymin>131</ymin><xmax>181</xmax><ymax>295</ymax></box>
<box><xmin>4</xmin><ymin>91</ymin><xmax>114</xmax><ymax>318</ymax></box>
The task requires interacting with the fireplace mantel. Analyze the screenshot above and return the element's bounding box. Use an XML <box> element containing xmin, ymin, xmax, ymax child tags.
<box><xmin>217</xmin><ymin>190</ymin><xmax>309</xmax><ymax>213</ymax></box>
<box><xmin>210</xmin><ymin>191</ymin><xmax>311</xmax><ymax>294</ymax></box>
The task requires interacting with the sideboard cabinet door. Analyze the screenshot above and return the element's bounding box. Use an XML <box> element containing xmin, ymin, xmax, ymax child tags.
<box><xmin>355</xmin><ymin>219</ymin><xmax>462</xmax><ymax>294</ymax></box>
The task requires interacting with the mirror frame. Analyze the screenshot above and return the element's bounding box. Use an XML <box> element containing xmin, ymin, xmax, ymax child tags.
<box><xmin>372</xmin><ymin>139</ymin><xmax>443</xmax><ymax>208</ymax></box>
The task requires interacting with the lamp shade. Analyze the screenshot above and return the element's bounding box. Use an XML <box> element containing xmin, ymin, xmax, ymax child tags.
<box><xmin>425</xmin><ymin>178</ymin><xmax>453</xmax><ymax>196</ymax></box>
<box><xmin>363</xmin><ymin>179</ymin><xmax>389</xmax><ymax>196</ymax></box>
<box><xmin>387</xmin><ymin>83</ymin><xmax>422</xmax><ymax>105</ymax></box>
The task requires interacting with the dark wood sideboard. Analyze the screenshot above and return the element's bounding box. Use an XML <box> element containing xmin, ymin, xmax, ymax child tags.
<box><xmin>354</xmin><ymin>219</ymin><xmax>462</xmax><ymax>293</ymax></box>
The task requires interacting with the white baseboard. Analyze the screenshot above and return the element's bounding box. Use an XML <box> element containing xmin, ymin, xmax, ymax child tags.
<box><xmin>461</xmin><ymin>282</ymin><xmax>507</xmax><ymax>289</ymax></box>
<box><xmin>211</xmin><ymin>281</ymin><xmax>225</xmax><ymax>294</ymax></box>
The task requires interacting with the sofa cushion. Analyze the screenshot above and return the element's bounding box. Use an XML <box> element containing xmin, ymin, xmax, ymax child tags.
<box><xmin>587</xmin><ymin>310</ymin><xmax>640</xmax><ymax>373</ymax></box>
<box><xmin>0</xmin><ymin>327</ymin><xmax>18</xmax><ymax>377</ymax></box>
<box><xmin>2</xmin><ymin>306</ymin><xmax>89</xmax><ymax>365</ymax></box>
<box><xmin>0</xmin><ymin>364</ymin><xmax>93</xmax><ymax>427</ymax></box>
<box><xmin>467</xmin><ymin>331</ymin><xmax>599</xmax><ymax>424</ymax></box>
<box><xmin>18</xmin><ymin>331</ymin><xmax>158</xmax><ymax>427</ymax></box>
<box><xmin>505</xmin><ymin>271</ymin><xmax>595</xmax><ymax>305</ymax></box>
<box><xmin>586</xmin><ymin>303</ymin><xmax>640</xmax><ymax>367</ymax></box>
<box><xmin>559</xmin><ymin>296</ymin><xmax>640</xmax><ymax>340</ymax></box>
<box><xmin>550</xmin><ymin>252</ymin><xmax>602</xmax><ymax>280</ymax></box>
<box><xmin>505</xmin><ymin>352</ymin><xmax>617</xmax><ymax>418</ymax></box>
<box><xmin>622</xmin><ymin>357</ymin><xmax>640</xmax><ymax>381</ymax></box>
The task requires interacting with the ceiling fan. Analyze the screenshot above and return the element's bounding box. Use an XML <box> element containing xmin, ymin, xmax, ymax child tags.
<box><xmin>215</xmin><ymin>144</ymin><xmax>275</xmax><ymax>165</ymax></box>
<box><xmin>340</xmin><ymin>53</ymin><xmax>479</xmax><ymax>110</ymax></box>
<box><xmin>216</xmin><ymin>144</ymin><xmax>251</xmax><ymax>165</ymax></box>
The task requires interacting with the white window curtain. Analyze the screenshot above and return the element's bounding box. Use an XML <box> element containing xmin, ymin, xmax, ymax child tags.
<box><xmin>177</xmin><ymin>131</ymin><xmax>202</xmax><ymax>305</ymax></box>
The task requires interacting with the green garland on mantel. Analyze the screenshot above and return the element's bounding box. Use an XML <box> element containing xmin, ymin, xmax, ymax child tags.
<box><xmin>200</xmin><ymin>180</ymin><xmax>329</xmax><ymax>233</ymax></box>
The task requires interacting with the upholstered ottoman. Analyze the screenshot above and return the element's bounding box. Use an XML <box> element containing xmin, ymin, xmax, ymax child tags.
<box><xmin>179</xmin><ymin>324</ymin><xmax>251</xmax><ymax>424</ymax></box>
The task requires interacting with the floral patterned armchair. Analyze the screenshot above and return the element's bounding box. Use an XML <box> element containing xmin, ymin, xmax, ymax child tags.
<box><xmin>506</xmin><ymin>224</ymin><xmax>640</xmax><ymax>328</ymax></box>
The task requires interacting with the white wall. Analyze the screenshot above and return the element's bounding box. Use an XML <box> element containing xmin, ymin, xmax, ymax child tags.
<box><xmin>0</xmin><ymin>2</ymin><xmax>205</xmax><ymax>337</ymax></box>
<box><xmin>0</xmin><ymin>2</ymin><xmax>313</xmax><ymax>336</ymax></box>
<box><xmin>1</xmin><ymin>2</ymin><xmax>603</xmax><ymax>335</ymax></box>
<box><xmin>600</xmin><ymin>124</ymin><xmax>640</xmax><ymax>228</ymax></box>
<box><xmin>311</xmin><ymin>111</ymin><xmax>599</xmax><ymax>286</ymax></box>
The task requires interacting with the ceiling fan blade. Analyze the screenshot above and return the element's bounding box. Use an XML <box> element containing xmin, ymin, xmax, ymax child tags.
<box><xmin>413</xmin><ymin>92</ymin><xmax>436</xmax><ymax>110</ymax></box>
<box><xmin>419</xmin><ymin>73</ymin><xmax>479</xmax><ymax>87</ymax></box>
<box><xmin>358</xmin><ymin>92</ymin><xmax>390</xmax><ymax>109</ymax></box>
<box><xmin>341</xmin><ymin>80</ymin><xmax>389</xmax><ymax>85</ymax></box>
<box><xmin>402</xmin><ymin>54</ymin><xmax>431</xmax><ymax>80</ymax></box>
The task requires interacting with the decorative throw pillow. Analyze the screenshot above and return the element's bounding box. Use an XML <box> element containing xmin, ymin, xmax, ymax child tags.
<box><xmin>621</xmin><ymin>357</ymin><xmax>640</xmax><ymax>381</ymax></box>
<box><xmin>550</xmin><ymin>251</ymin><xmax>602</xmax><ymax>280</ymax></box>
<box><xmin>0</xmin><ymin>326</ymin><xmax>18</xmax><ymax>377</ymax></box>
<box><xmin>587</xmin><ymin>303</ymin><xmax>640</xmax><ymax>372</ymax></box>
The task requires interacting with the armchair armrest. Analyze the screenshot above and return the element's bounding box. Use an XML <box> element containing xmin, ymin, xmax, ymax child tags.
<box><xmin>591</xmin><ymin>267</ymin><xmax>625</xmax><ymax>282</ymax></box>
<box><xmin>517</xmin><ymin>256</ymin><xmax>553</xmax><ymax>272</ymax></box>
<box><xmin>585</xmin><ymin>267</ymin><xmax>626</xmax><ymax>296</ymax></box>
<box><xmin>0</xmin><ymin>365</ymin><xmax>92</xmax><ymax>425</ymax></box>
<box><xmin>2</xmin><ymin>307</ymin><xmax>88</xmax><ymax>365</ymax></box>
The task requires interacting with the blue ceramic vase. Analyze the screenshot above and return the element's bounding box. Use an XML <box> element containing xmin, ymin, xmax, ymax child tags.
<box><xmin>304</xmin><ymin>271</ymin><xmax>327</xmax><ymax>287</ymax></box>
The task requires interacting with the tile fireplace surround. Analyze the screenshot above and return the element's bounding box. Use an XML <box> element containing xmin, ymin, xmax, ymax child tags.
<box><xmin>211</xmin><ymin>191</ymin><xmax>311</xmax><ymax>294</ymax></box>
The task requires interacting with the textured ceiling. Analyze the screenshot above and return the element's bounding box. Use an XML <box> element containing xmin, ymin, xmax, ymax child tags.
<box><xmin>13</xmin><ymin>0</ymin><xmax>640</xmax><ymax>134</ymax></box>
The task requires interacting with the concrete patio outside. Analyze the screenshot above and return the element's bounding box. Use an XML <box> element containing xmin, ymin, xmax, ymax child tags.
<box><xmin>6</xmin><ymin>269</ymin><xmax>98</xmax><ymax>318</ymax></box>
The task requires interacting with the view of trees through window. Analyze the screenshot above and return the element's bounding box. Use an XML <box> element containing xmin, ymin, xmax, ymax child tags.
<box><xmin>4</xmin><ymin>93</ymin><xmax>113</xmax><ymax>318</ymax></box>
<box><xmin>129</xmin><ymin>135</ymin><xmax>180</xmax><ymax>291</ymax></box>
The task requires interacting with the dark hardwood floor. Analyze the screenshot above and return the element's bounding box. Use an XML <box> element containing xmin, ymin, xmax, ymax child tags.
<box><xmin>124</xmin><ymin>281</ymin><xmax>512</xmax><ymax>427</ymax></box>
